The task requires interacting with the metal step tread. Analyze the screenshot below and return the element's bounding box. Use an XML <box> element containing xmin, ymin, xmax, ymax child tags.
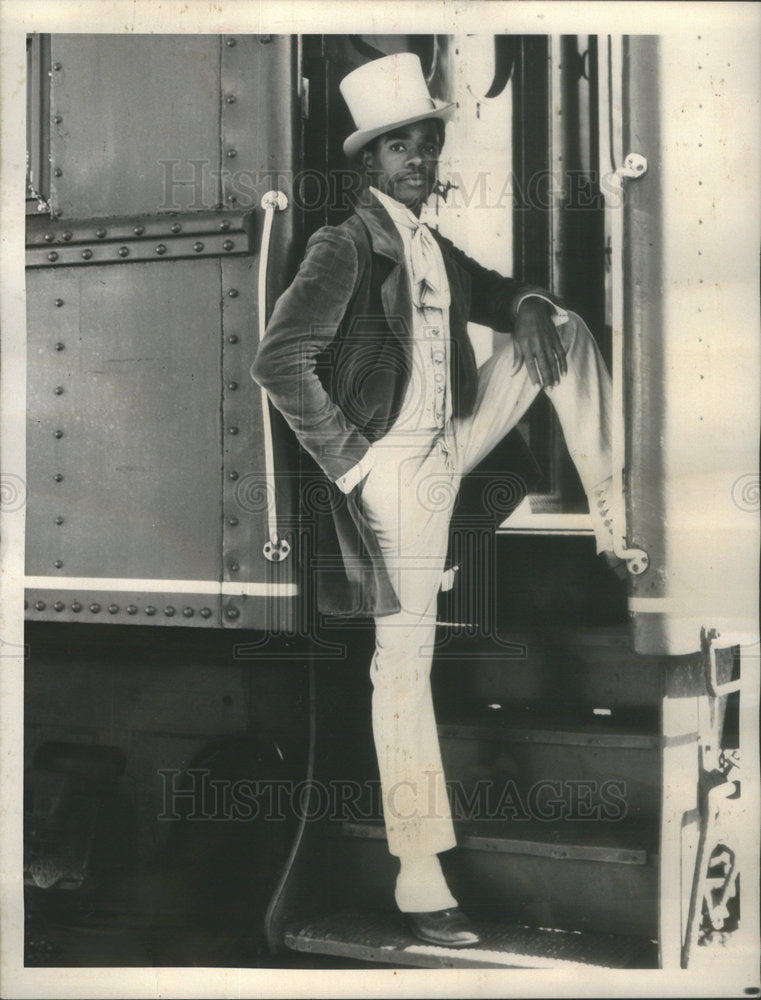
<box><xmin>338</xmin><ymin>817</ymin><xmax>656</xmax><ymax>865</ymax></box>
<box><xmin>437</xmin><ymin>706</ymin><xmax>659</xmax><ymax>749</ymax></box>
<box><xmin>284</xmin><ymin>909</ymin><xmax>654</xmax><ymax>969</ymax></box>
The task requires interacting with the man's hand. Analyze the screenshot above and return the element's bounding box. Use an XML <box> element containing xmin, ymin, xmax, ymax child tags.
<box><xmin>513</xmin><ymin>298</ymin><xmax>568</xmax><ymax>387</ymax></box>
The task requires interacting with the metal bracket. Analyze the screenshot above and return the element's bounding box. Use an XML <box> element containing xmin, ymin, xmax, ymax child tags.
<box><xmin>702</xmin><ymin>626</ymin><xmax>741</xmax><ymax>697</ymax></box>
<box><xmin>263</xmin><ymin>537</ymin><xmax>292</xmax><ymax>563</ymax></box>
<box><xmin>618</xmin><ymin>152</ymin><xmax>648</xmax><ymax>179</ymax></box>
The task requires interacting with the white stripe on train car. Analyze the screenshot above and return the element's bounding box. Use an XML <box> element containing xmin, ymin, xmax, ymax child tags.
<box><xmin>24</xmin><ymin>576</ymin><xmax>299</xmax><ymax>597</ymax></box>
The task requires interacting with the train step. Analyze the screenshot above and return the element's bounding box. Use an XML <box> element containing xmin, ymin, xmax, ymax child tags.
<box><xmin>328</xmin><ymin>819</ymin><xmax>658</xmax><ymax>938</ymax></box>
<box><xmin>284</xmin><ymin>909</ymin><xmax>656</xmax><ymax>969</ymax></box>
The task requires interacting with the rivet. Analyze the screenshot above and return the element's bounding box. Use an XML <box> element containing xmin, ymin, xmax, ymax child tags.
<box><xmin>54</xmin><ymin>473</ymin><xmax>64</xmax><ymax>482</ymax></box>
<box><xmin>226</xmin><ymin>195</ymin><xmax>237</xmax><ymax>204</ymax></box>
<box><xmin>54</xmin><ymin>298</ymin><xmax>64</xmax><ymax>306</ymax></box>
<box><xmin>227</xmin><ymin>381</ymin><xmax>238</xmax><ymax>390</ymax></box>
<box><xmin>228</xmin><ymin>516</ymin><xmax>239</xmax><ymax>526</ymax></box>
<box><xmin>127</xmin><ymin>605</ymin><xmax>138</xmax><ymax>615</ymax></box>
<box><xmin>54</xmin><ymin>560</ymin><xmax>63</xmax><ymax>568</ymax></box>
<box><xmin>155</xmin><ymin>244</ymin><xmax>167</xmax><ymax>255</ymax></box>
<box><xmin>54</xmin><ymin>209</ymin><xmax>63</xmax><ymax>218</ymax></box>
<box><xmin>223</xmin><ymin>240</ymin><xmax>234</xmax><ymax>251</ymax></box>
<box><xmin>226</xmin><ymin>607</ymin><xmax>240</xmax><ymax>619</ymax></box>
<box><xmin>225</xmin><ymin>94</ymin><xmax>236</xmax><ymax>104</ymax></box>
<box><xmin>226</xmin><ymin>149</ymin><xmax>237</xmax><ymax>158</ymax></box>
<box><xmin>44</xmin><ymin>233</ymin><xmax>55</xmax><ymax>242</ymax></box>
<box><xmin>35</xmin><ymin>600</ymin><xmax>46</xmax><ymax>611</ymax></box>
<box><xmin>228</xmin><ymin>426</ymin><xmax>239</xmax><ymax>434</ymax></box>
<box><xmin>170</xmin><ymin>222</ymin><xmax>182</xmax><ymax>234</ymax></box>
<box><xmin>118</xmin><ymin>246</ymin><xmax>129</xmax><ymax>257</ymax></box>
<box><xmin>133</xmin><ymin>225</ymin><xmax>145</xmax><ymax>236</ymax></box>
<box><xmin>226</xmin><ymin>37</ymin><xmax>237</xmax><ymax>46</ymax></box>
<box><xmin>54</xmin><ymin>601</ymin><xmax>64</xmax><ymax>612</ymax></box>
<box><xmin>228</xmin><ymin>288</ymin><xmax>239</xmax><ymax>297</ymax></box>
<box><xmin>227</xmin><ymin>334</ymin><xmax>238</xmax><ymax>344</ymax></box>
<box><xmin>220</xmin><ymin>219</ymin><xmax>231</xmax><ymax>231</ymax></box>
<box><xmin>89</xmin><ymin>603</ymin><xmax>101</xmax><ymax>613</ymax></box>
<box><xmin>81</xmin><ymin>249</ymin><xmax>92</xmax><ymax>260</ymax></box>
<box><xmin>96</xmin><ymin>229</ymin><xmax>107</xmax><ymax>239</ymax></box>
<box><xmin>230</xmin><ymin>562</ymin><xmax>239</xmax><ymax>572</ymax></box>
<box><xmin>145</xmin><ymin>605</ymin><xmax>156</xmax><ymax>616</ymax></box>
<box><xmin>200</xmin><ymin>607</ymin><xmax>212</xmax><ymax>618</ymax></box>
<box><xmin>53</xmin><ymin>62</ymin><xmax>62</xmax><ymax>71</ymax></box>
<box><xmin>55</xmin><ymin>516</ymin><xmax>64</xmax><ymax>524</ymax></box>
<box><xmin>71</xmin><ymin>601</ymin><xmax>82</xmax><ymax>613</ymax></box>
<box><xmin>54</xmin><ymin>385</ymin><xmax>64</xmax><ymax>394</ymax></box>
<box><xmin>182</xmin><ymin>607</ymin><xmax>194</xmax><ymax>618</ymax></box>
<box><xmin>228</xmin><ymin>471</ymin><xmax>239</xmax><ymax>480</ymax></box>
<box><xmin>61</xmin><ymin>229</ymin><xmax>71</xmax><ymax>240</ymax></box>
<box><xmin>54</xmin><ymin>168</ymin><xmax>63</xmax><ymax>178</ymax></box>
<box><xmin>48</xmin><ymin>251</ymin><xmax>59</xmax><ymax>262</ymax></box>
<box><xmin>54</xmin><ymin>342</ymin><xmax>64</xmax><ymax>351</ymax></box>
<box><xmin>108</xmin><ymin>604</ymin><xmax>119</xmax><ymax>614</ymax></box>
<box><xmin>54</xmin><ymin>429</ymin><xmax>64</xmax><ymax>438</ymax></box>
<box><xmin>258</xmin><ymin>35</ymin><xmax>272</xmax><ymax>44</ymax></box>
<box><xmin>53</xmin><ymin>115</ymin><xmax>63</xmax><ymax>124</ymax></box>
<box><xmin>193</xmin><ymin>241</ymin><xmax>204</xmax><ymax>252</ymax></box>
<box><xmin>164</xmin><ymin>606</ymin><xmax>175</xmax><ymax>617</ymax></box>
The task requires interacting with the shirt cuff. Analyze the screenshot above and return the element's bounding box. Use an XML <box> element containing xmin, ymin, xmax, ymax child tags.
<box><xmin>514</xmin><ymin>292</ymin><xmax>570</xmax><ymax>327</ymax></box>
<box><xmin>335</xmin><ymin>447</ymin><xmax>376</xmax><ymax>494</ymax></box>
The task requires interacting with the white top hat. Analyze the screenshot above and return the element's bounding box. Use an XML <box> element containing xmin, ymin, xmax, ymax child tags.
<box><xmin>340</xmin><ymin>53</ymin><xmax>455</xmax><ymax>157</ymax></box>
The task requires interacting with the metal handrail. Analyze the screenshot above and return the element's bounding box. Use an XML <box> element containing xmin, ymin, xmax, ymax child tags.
<box><xmin>598</xmin><ymin>36</ymin><xmax>649</xmax><ymax>576</ymax></box>
<box><xmin>257</xmin><ymin>190</ymin><xmax>291</xmax><ymax>562</ymax></box>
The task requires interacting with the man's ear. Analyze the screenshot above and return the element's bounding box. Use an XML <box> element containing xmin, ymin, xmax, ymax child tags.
<box><xmin>361</xmin><ymin>148</ymin><xmax>374</xmax><ymax>171</ymax></box>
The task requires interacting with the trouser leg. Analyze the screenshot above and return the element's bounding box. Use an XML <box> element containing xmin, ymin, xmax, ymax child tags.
<box><xmin>360</xmin><ymin>440</ymin><xmax>458</xmax><ymax>858</ymax></box>
<box><xmin>454</xmin><ymin>311</ymin><xmax>613</xmax><ymax>549</ymax></box>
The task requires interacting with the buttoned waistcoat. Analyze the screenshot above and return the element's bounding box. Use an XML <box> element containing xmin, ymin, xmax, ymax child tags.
<box><xmin>251</xmin><ymin>198</ymin><xmax>548</xmax><ymax>618</ymax></box>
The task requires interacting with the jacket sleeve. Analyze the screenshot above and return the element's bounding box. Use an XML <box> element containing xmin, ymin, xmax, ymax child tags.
<box><xmin>250</xmin><ymin>226</ymin><xmax>371</xmax><ymax>483</ymax></box>
<box><xmin>438</xmin><ymin>234</ymin><xmax>562</xmax><ymax>332</ymax></box>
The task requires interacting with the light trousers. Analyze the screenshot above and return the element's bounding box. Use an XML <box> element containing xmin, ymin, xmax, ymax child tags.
<box><xmin>358</xmin><ymin>313</ymin><xmax>612</xmax><ymax>857</ymax></box>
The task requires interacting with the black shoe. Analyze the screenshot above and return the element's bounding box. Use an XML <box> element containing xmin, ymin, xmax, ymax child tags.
<box><xmin>405</xmin><ymin>907</ymin><xmax>481</xmax><ymax>948</ymax></box>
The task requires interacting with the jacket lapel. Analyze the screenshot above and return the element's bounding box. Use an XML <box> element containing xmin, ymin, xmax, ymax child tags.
<box><xmin>354</xmin><ymin>201</ymin><xmax>412</xmax><ymax>343</ymax></box>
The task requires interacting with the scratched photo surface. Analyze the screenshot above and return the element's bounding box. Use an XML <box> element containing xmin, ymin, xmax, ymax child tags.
<box><xmin>2</xmin><ymin>4</ymin><xmax>760</xmax><ymax>999</ymax></box>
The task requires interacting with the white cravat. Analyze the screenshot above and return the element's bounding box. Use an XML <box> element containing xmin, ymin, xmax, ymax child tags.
<box><xmin>369</xmin><ymin>187</ymin><xmax>450</xmax><ymax>312</ymax></box>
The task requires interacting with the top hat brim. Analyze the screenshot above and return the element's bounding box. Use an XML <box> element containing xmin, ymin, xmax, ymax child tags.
<box><xmin>343</xmin><ymin>101</ymin><xmax>455</xmax><ymax>158</ymax></box>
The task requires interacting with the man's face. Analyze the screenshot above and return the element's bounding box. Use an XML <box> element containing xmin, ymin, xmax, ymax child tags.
<box><xmin>362</xmin><ymin>120</ymin><xmax>441</xmax><ymax>213</ymax></box>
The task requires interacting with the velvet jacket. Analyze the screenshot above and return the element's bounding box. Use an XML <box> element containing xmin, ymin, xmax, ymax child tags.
<box><xmin>251</xmin><ymin>197</ymin><xmax>548</xmax><ymax>618</ymax></box>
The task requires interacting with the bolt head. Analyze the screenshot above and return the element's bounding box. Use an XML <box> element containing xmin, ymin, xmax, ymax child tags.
<box><xmin>118</xmin><ymin>246</ymin><xmax>129</xmax><ymax>257</ymax></box>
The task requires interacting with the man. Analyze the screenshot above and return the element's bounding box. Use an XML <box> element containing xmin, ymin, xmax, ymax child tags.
<box><xmin>252</xmin><ymin>53</ymin><xmax>617</xmax><ymax>947</ymax></box>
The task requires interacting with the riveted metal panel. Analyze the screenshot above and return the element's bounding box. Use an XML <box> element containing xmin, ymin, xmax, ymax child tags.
<box><xmin>219</xmin><ymin>34</ymin><xmax>299</xmax><ymax>217</ymax></box>
<box><xmin>26</xmin><ymin>262</ymin><xmax>223</xmax><ymax>606</ymax></box>
<box><xmin>49</xmin><ymin>35</ymin><xmax>221</xmax><ymax>218</ymax></box>
<box><xmin>220</xmin><ymin>255</ymin><xmax>297</xmax><ymax>631</ymax></box>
